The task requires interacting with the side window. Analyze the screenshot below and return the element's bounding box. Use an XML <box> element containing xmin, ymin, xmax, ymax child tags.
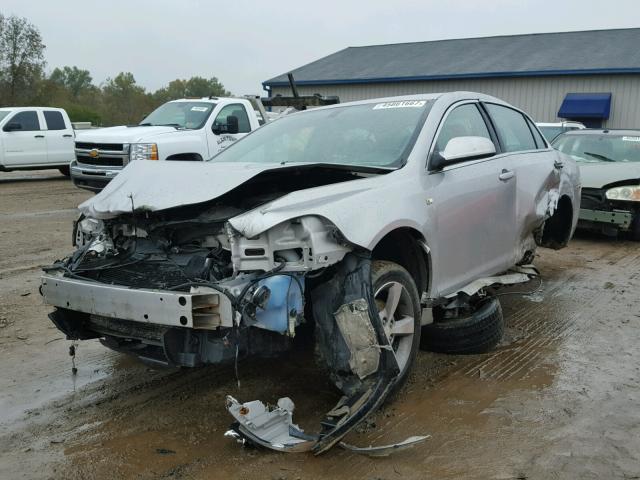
<box><xmin>43</xmin><ymin>111</ymin><xmax>67</xmax><ymax>131</ymax></box>
<box><xmin>434</xmin><ymin>103</ymin><xmax>492</xmax><ymax>154</ymax></box>
<box><xmin>213</xmin><ymin>104</ymin><xmax>251</xmax><ymax>133</ymax></box>
<box><xmin>526</xmin><ymin>117</ymin><xmax>547</xmax><ymax>149</ymax></box>
<box><xmin>485</xmin><ymin>104</ymin><xmax>536</xmax><ymax>152</ymax></box>
<box><xmin>7</xmin><ymin>111</ymin><xmax>40</xmax><ymax>131</ymax></box>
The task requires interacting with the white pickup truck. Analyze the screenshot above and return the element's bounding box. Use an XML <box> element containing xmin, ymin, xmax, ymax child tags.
<box><xmin>71</xmin><ymin>97</ymin><xmax>264</xmax><ymax>191</ymax></box>
<box><xmin>0</xmin><ymin>107</ymin><xmax>75</xmax><ymax>175</ymax></box>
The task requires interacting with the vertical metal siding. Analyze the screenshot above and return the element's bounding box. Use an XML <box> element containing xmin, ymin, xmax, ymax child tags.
<box><xmin>270</xmin><ymin>75</ymin><xmax>640</xmax><ymax>128</ymax></box>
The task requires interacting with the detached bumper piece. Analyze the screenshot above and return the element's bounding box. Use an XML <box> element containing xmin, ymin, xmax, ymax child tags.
<box><xmin>225</xmin><ymin>396</ymin><xmax>429</xmax><ymax>456</ymax></box>
<box><xmin>225</xmin><ymin>253</ymin><xmax>428</xmax><ymax>455</ymax></box>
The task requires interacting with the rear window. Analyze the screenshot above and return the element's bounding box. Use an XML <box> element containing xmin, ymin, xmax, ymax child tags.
<box><xmin>44</xmin><ymin>111</ymin><xmax>67</xmax><ymax>130</ymax></box>
<box><xmin>486</xmin><ymin>104</ymin><xmax>536</xmax><ymax>152</ymax></box>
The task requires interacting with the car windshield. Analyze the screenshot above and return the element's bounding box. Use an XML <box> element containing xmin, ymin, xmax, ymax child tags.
<box><xmin>209</xmin><ymin>100</ymin><xmax>433</xmax><ymax>169</ymax></box>
<box><xmin>553</xmin><ymin>133</ymin><xmax>640</xmax><ymax>163</ymax></box>
<box><xmin>0</xmin><ymin>111</ymin><xmax>12</xmax><ymax>123</ymax></box>
<box><xmin>538</xmin><ymin>126</ymin><xmax>566</xmax><ymax>142</ymax></box>
<box><xmin>140</xmin><ymin>102</ymin><xmax>215</xmax><ymax>129</ymax></box>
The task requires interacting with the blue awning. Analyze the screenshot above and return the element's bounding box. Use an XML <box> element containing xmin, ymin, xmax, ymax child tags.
<box><xmin>558</xmin><ymin>93</ymin><xmax>612</xmax><ymax>119</ymax></box>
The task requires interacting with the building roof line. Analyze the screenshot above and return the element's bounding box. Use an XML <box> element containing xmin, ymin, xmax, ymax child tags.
<box><xmin>342</xmin><ymin>27</ymin><xmax>640</xmax><ymax>50</ymax></box>
<box><xmin>263</xmin><ymin>67</ymin><xmax>640</xmax><ymax>88</ymax></box>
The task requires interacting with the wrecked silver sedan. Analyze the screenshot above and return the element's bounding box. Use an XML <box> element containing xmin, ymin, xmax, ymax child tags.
<box><xmin>41</xmin><ymin>92</ymin><xmax>580</xmax><ymax>453</ymax></box>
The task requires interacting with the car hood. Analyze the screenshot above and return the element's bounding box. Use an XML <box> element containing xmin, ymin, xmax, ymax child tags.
<box><xmin>78</xmin><ymin>161</ymin><xmax>379</xmax><ymax>221</ymax></box>
<box><xmin>75</xmin><ymin>125</ymin><xmax>185</xmax><ymax>144</ymax></box>
<box><xmin>579</xmin><ymin>161</ymin><xmax>640</xmax><ymax>189</ymax></box>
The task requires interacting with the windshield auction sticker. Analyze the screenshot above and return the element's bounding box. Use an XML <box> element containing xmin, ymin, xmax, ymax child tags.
<box><xmin>622</xmin><ymin>136</ymin><xmax>640</xmax><ymax>142</ymax></box>
<box><xmin>190</xmin><ymin>106</ymin><xmax>209</xmax><ymax>112</ymax></box>
<box><xmin>373</xmin><ymin>100</ymin><xmax>427</xmax><ymax>110</ymax></box>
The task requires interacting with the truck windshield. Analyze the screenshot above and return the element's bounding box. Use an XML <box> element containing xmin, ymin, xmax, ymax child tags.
<box><xmin>140</xmin><ymin>102</ymin><xmax>215</xmax><ymax>129</ymax></box>
<box><xmin>553</xmin><ymin>133</ymin><xmax>640</xmax><ymax>163</ymax></box>
<box><xmin>209</xmin><ymin>100</ymin><xmax>432</xmax><ymax>169</ymax></box>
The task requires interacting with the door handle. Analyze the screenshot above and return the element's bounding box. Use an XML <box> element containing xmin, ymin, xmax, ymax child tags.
<box><xmin>63</xmin><ymin>134</ymin><xmax>73</xmax><ymax>138</ymax></box>
<box><xmin>498</xmin><ymin>169</ymin><xmax>514</xmax><ymax>181</ymax></box>
<box><xmin>34</xmin><ymin>134</ymin><xmax>45</xmax><ymax>138</ymax></box>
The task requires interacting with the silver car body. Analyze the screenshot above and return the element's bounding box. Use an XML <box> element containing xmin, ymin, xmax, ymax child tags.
<box><xmin>76</xmin><ymin>92</ymin><xmax>579</xmax><ymax>300</ymax></box>
<box><xmin>40</xmin><ymin>91</ymin><xmax>580</xmax><ymax>453</ymax></box>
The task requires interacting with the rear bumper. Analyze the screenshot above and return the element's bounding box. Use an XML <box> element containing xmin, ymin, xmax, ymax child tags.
<box><xmin>578</xmin><ymin>208</ymin><xmax>634</xmax><ymax>231</ymax></box>
<box><xmin>70</xmin><ymin>161</ymin><xmax>121</xmax><ymax>191</ymax></box>
<box><xmin>40</xmin><ymin>273</ymin><xmax>233</xmax><ymax>330</ymax></box>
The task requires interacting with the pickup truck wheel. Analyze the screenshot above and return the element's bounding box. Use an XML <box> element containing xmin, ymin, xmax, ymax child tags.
<box><xmin>59</xmin><ymin>166</ymin><xmax>70</xmax><ymax>176</ymax></box>
<box><xmin>420</xmin><ymin>297</ymin><xmax>504</xmax><ymax>354</ymax></box>
<box><xmin>371</xmin><ymin>260</ymin><xmax>421</xmax><ymax>390</ymax></box>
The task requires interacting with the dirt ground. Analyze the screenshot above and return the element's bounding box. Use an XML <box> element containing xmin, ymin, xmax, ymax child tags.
<box><xmin>0</xmin><ymin>170</ymin><xmax>639</xmax><ymax>480</ymax></box>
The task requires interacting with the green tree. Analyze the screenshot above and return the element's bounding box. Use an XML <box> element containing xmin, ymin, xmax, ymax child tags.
<box><xmin>0</xmin><ymin>14</ymin><xmax>46</xmax><ymax>105</ymax></box>
<box><xmin>101</xmin><ymin>72</ymin><xmax>153</xmax><ymax>125</ymax></box>
<box><xmin>50</xmin><ymin>66</ymin><xmax>93</xmax><ymax>98</ymax></box>
<box><xmin>153</xmin><ymin>76</ymin><xmax>230</xmax><ymax>103</ymax></box>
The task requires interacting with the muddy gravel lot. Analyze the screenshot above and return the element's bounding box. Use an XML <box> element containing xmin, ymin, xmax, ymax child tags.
<box><xmin>0</xmin><ymin>170</ymin><xmax>639</xmax><ymax>479</ymax></box>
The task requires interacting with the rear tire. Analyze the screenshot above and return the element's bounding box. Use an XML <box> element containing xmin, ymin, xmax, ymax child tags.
<box><xmin>420</xmin><ymin>297</ymin><xmax>504</xmax><ymax>354</ymax></box>
<box><xmin>371</xmin><ymin>260</ymin><xmax>421</xmax><ymax>392</ymax></box>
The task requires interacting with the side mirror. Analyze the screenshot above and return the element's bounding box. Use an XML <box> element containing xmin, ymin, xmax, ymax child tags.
<box><xmin>212</xmin><ymin>115</ymin><xmax>239</xmax><ymax>135</ymax></box>
<box><xmin>226</xmin><ymin>115</ymin><xmax>239</xmax><ymax>135</ymax></box>
<box><xmin>429</xmin><ymin>136</ymin><xmax>496</xmax><ymax>171</ymax></box>
<box><xmin>3</xmin><ymin>122</ymin><xmax>22</xmax><ymax>132</ymax></box>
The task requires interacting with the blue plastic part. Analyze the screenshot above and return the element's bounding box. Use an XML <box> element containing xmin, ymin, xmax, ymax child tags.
<box><xmin>254</xmin><ymin>275</ymin><xmax>305</xmax><ymax>334</ymax></box>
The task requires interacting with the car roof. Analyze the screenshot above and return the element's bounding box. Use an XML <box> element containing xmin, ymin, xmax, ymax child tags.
<box><xmin>558</xmin><ymin>129</ymin><xmax>640</xmax><ymax>136</ymax></box>
<box><xmin>0</xmin><ymin>106</ymin><xmax>65</xmax><ymax>111</ymax></box>
<box><xmin>536</xmin><ymin>121</ymin><xmax>584</xmax><ymax>127</ymax></box>
<box><xmin>288</xmin><ymin>91</ymin><xmax>513</xmax><ymax>113</ymax></box>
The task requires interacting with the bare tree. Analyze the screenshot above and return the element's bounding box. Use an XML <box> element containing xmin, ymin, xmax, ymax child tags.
<box><xmin>0</xmin><ymin>14</ymin><xmax>46</xmax><ymax>105</ymax></box>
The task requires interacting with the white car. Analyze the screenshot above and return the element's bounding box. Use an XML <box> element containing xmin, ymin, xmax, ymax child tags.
<box><xmin>42</xmin><ymin>92</ymin><xmax>580</xmax><ymax>453</ymax></box>
<box><xmin>71</xmin><ymin>98</ymin><xmax>264</xmax><ymax>191</ymax></box>
<box><xmin>536</xmin><ymin>121</ymin><xmax>585</xmax><ymax>141</ymax></box>
<box><xmin>0</xmin><ymin>107</ymin><xmax>75</xmax><ymax>175</ymax></box>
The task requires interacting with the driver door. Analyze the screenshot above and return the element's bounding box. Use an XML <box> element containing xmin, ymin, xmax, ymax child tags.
<box><xmin>425</xmin><ymin>102</ymin><xmax>517</xmax><ymax>296</ymax></box>
<box><xmin>3</xmin><ymin>110</ymin><xmax>47</xmax><ymax>167</ymax></box>
<box><xmin>208</xmin><ymin>104</ymin><xmax>252</xmax><ymax>156</ymax></box>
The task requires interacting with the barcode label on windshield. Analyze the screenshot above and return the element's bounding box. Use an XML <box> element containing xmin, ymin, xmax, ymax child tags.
<box><xmin>622</xmin><ymin>136</ymin><xmax>640</xmax><ymax>142</ymax></box>
<box><xmin>373</xmin><ymin>100</ymin><xmax>426</xmax><ymax>110</ymax></box>
<box><xmin>191</xmin><ymin>106</ymin><xmax>209</xmax><ymax>112</ymax></box>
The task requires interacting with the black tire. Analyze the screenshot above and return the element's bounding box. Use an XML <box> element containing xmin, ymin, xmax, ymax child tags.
<box><xmin>371</xmin><ymin>260</ymin><xmax>421</xmax><ymax>391</ymax></box>
<box><xmin>59</xmin><ymin>166</ymin><xmax>70</xmax><ymax>176</ymax></box>
<box><xmin>630</xmin><ymin>214</ymin><xmax>640</xmax><ymax>242</ymax></box>
<box><xmin>420</xmin><ymin>297</ymin><xmax>504</xmax><ymax>354</ymax></box>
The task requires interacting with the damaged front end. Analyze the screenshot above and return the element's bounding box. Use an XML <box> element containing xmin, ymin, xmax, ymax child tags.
<box><xmin>41</xmin><ymin>199</ymin><xmax>411</xmax><ymax>452</ymax></box>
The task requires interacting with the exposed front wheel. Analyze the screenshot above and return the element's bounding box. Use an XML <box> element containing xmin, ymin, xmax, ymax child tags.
<box><xmin>371</xmin><ymin>260</ymin><xmax>421</xmax><ymax>391</ymax></box>
<box><xmin>59</xmin><ymin>166</ymin><xmax>70</xmax><ymax>176</ymax></box>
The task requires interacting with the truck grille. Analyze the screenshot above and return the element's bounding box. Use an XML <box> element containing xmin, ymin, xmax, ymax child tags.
<box><xmin>75</xmin><ymin>142</ymin><xmax>129</xmax><ymax>168</ymax></box>
<box><xmin>75</xmin><ymin>142</ymin><xmax>124</xmax><ymax>151</ymax></box>
<box><xmin>76</xmin><ymin>155</ymin><xmax>124</xmax><ymax>166</ymax></box>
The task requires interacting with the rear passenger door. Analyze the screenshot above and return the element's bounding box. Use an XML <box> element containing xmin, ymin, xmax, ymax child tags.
<box><xmin>427</xmin><ymin>101</ymin><xmax>517</xmax><ymax>296</ymax></box>
<box><xmin>483</xmin><ymin>103</ymin><xmax>560</xmax><ymax>253</ymax></box>
<box><xmin>2</xmin><ymin>110</ymin><xmax>47</xmax><ymax>167</ymax></box>
<box><xmin>43</xmin><ymin>110</ymin><xmax>74</xmax><ymax>165</ymax></box>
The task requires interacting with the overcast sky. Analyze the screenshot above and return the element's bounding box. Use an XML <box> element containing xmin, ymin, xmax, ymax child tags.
<box><xmin>2</xmin><ymin>0</ymin><xmax>639</xmax><ymax>95</ymax></box>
